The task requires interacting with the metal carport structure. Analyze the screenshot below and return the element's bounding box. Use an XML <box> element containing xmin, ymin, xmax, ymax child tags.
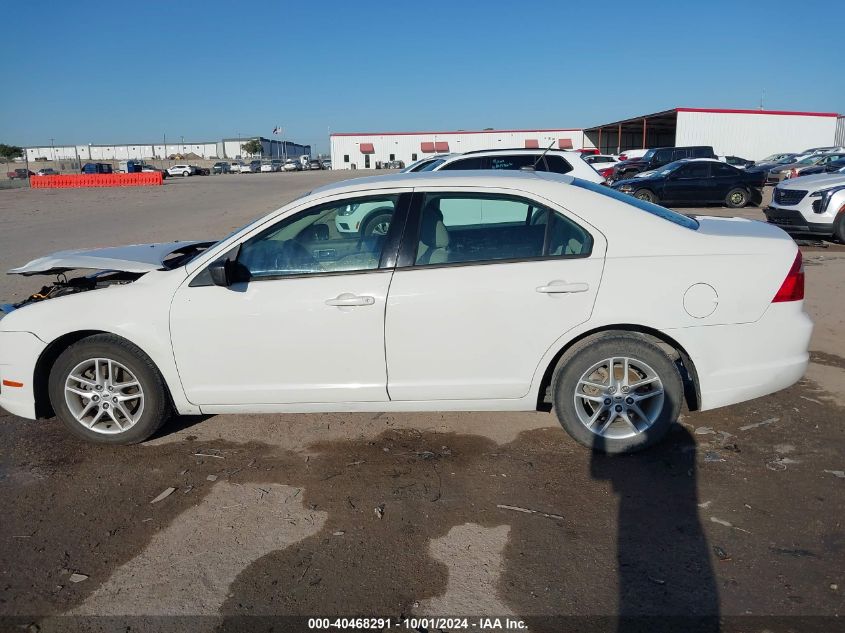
<box><xmin>584</xmin><ymin>109</ymin><xmax>678</xmax><ymax>155</ymax></box>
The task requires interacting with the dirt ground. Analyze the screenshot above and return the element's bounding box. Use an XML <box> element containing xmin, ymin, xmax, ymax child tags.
<box><xmin>0</xmin><ymin>173</ymin><xmax>843</xmax><ymax>632</ymax></box>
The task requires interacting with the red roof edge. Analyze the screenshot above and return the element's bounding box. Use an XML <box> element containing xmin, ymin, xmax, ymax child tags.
<box><xmin>676</xmin><ymin>107</ymin><xmax>840</xmax><ymax>118</ymax></box>
<box><xmin>331</xmin><ymin>128</ymin><xmax>583</xmax><ymax>137</ymax></box>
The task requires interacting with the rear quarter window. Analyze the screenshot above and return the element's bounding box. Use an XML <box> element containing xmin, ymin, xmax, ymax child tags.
<box><xmin>572</xmin><ymin>179</ymin><xmax>699</xmax><ymax>230</ymax></box>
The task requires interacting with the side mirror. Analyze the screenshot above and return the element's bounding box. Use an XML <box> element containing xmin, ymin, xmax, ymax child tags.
<box><xmin>208</xmin><ymin>258</ymin><xmax>230</xmax><ymax>287</ymax></box>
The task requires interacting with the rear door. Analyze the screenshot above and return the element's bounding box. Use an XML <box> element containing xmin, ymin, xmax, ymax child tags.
<box><xmin>384</xmin><ymin>188</ymin><xmax>606</xmax><ymax>401</ymax></box>
<box><xmin>710</xmin><ymin>162</ymin><xmax>742</xmax><ymax>200</ymax></box>
<box><xmin>661</xmin><ymin>162</ymin><xmax>711</xmax><ymax>203</ymax></box>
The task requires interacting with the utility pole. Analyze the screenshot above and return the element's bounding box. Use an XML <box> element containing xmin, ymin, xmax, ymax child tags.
<box><xmin>50</xmin><ymin>138</ymin><xmax>55</xmax><ymax>162</ymax></box>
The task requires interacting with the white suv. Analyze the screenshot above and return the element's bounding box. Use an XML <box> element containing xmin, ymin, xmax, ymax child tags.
<box><xmin>765</xmin><ymin>173</ymin><xmax>845</xmax><ymax>242</ymax></box>
<box><xmin>167</xmin><ymin>164</ymin><xmax>194</xmax><ymax>177</ymax></box>
<box><xmin>427</xmin><ymin>149</ymin><xmax>604</xmax><ymax>182</ymax></box>
<box><xmin>336</xmin><ymin>149</ymin><xmax>603</xmax><ymax>235</ymax></box>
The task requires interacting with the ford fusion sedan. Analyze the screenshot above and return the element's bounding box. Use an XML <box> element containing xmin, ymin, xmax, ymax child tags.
<box><xmin>764</xmin><ymin>174</ymin><xmax>845</xmax><ymax>242</ymax></box>
<box><xmin>611</xmin><ymin>158</ymin><xmax>764</xmax><ymax>207</ymax></box>
<box><xmin>0</xmin><ymin>171</ymin><xmax>811</xmax><ymax>454</ymax></box>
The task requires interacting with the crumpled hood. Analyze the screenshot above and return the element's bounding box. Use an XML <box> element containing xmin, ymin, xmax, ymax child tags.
<box><xmin>8</xmin><ymin>241</ymin><xmax>210</xmax><ymax>276</ymax></box>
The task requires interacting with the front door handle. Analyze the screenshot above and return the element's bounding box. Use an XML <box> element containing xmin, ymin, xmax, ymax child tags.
<box><xmin>536</xmin><ymin>281</ymin><xmax>590</xmax><ymax>294</ymax></box>
<box><xmin>325</xmin><ymin>293</ymin><xmax>375</xmax><ymax>307</ymax></box>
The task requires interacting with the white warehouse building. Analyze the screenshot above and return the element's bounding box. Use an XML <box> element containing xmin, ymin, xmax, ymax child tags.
<box><xmin>330</xmin><ymin>128</ymin><xmax>590</xmax><ymax>170</ymax></box>
<box><xmin>24</xmin><ymin>137</ymin><xmax>310</xmax><ymax>163</ymax></box>
<box><xmin>583</xmin><ymin>107</ymin><xmax>844</xmax><ymax>160</ymax></box>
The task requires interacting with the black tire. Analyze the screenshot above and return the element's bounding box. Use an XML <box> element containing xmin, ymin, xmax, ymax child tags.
<box><xmin>633</xmin><ymin>189</ymin><xmax>658</xmax><ymax>204</ymax></box>
<box><xmin>725</xmin><ymin>187</ymin><xmax>749</xmax><ymax>209</ymax></box>
<box><xmin>48</xmin><ymin>334</ymin><xmax>171</xmax><ymax>445</ymax></box>
<box><xmin>551</xmin><ymin>333</ymin><xmax>684</xmax><ymax>454</ymax></box>
<box><xmin>362</xmin><ymin>211</ymin><xmax>393</xmax><ymax>237</ymax></box>
<box><xmin>832</xmin><ymin>212</ymin><xmax>845</xmax><ymax>244</ymax></box>
<box><xmin>182</xmin><ymin>170</ymin><xmax>190</xmax><ymax>177</ymax></box>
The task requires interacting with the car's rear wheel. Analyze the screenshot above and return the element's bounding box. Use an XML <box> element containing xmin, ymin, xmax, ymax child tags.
<box><xmin>725</xmin><ymin>187</ymin><xmax>749</xmax><ymax>208</ymax></box>
<box><xmin>551</xmin><ymin>333</ymin><xmax>684</xmax><ymax>454</ymax></box>
<box><xmin>48</xmin><ymin>334</ymin><xmax>171</xmax><ymax>445</ymax></box>
<box><xmin>634</xmin><ymin>189</ymin><xmax>658</xmax><ymax>203</ymax></box>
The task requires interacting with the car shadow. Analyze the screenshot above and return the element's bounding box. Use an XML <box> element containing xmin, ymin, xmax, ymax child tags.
<box><xmin>590</xmin><ymin>427</ymin><xmax>720</xmax><ymax>632</ymax></box>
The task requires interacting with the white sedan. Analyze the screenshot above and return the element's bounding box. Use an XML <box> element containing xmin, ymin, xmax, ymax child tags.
<box><xmin>0</xmin><ymin>171</ymin><xmax>811</xmax><ymax>453</ymax></box>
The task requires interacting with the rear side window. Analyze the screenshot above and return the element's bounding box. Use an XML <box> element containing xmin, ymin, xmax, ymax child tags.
<box><xmin>711</xmin><ymin>163</ymin><xmax>737</xmax><ymax>177</ymax></box>
<box><xmin>543</xmin><ymin>155</ymin><xmax>574</xmax><ymax>174</ymax></box>
<box><xmin>414</xmin><ymin>193</ymin><xmax>592</xmax><ymax>266</ymax></box>
<box><xmin>572</xmin><ymin>179</ymin><xmax>699</xmax><ymax>230</ymax></box>
<box><xmin>691</xmin><ymin>147</ymin><xmax>713</xmax><ymax>158</ymax></box>
<box><xmin>653</xmin><ymin>149</ymin><xmax>674</xmax><ymax>164</ymax></box>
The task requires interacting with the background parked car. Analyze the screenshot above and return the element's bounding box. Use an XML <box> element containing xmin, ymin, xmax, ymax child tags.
<box><xmin>7</xmin><ymin>168</ymin><xmax>35</xmax><ymax>179</ymax></box>
<box><xmin>765</xmin><ymin>173</ymin><xmax>845</xmax><ymax>241</ymax></box>
<box><xmin>139</xmin><ymin>164</ymin><xmax>168</xmax><ymax>179</ymax></box>
<box><xmin>260</xmin><ymin>161</ymin><xmax>276</xmax><ymax>173</ymax></box>
<box><xmin>610</xmin><ymin>146</ymin><xmax>716</xmax><ymax>181</ymax></box>
<box><xmin>611</xmin><ymin>158</ymin><xmax>764</xmax><ymax>208</ymax></box>
<box><xmin>308</xmin><ymin>159</ymin><xmax>323</xmax><ymax>170</ymax></box>
<box><xmin>230</xmin><ymin>162</ymin><xmax>244</xmax><ymax>173</ymax></box>
<box><xmin>719</xmin><ymin>155</ymin><xmax>755</xmax><ymax>169</ymax></box>
<box><xmin>767</xmin><ymin>154</ymin><xmax>834</xmax><ymax>183</ymax></box>
<box><xmin>427</xmin><ymin>148</ymin><xmax>605</xmax><ymax>183</ymax></box>
<box><xmin>167</xmin><ymin>164</ymin><xmax>194</xmax><ymax>177</ymax></box>
<box><xmin>322</xmin><ymin>160</ymin><xmax>332</xmax><ymax>170</ymax></box>
<box><xmin>82</xmin><ymin>162</ymin><xmax>113</xmax><ymax>174</ymax></box>
<box><xmin>35</xmin><ymin>168</ymin><xmax>58</xmax><ymax>176</ymax></box>
<box><xmin>212</xmin><ymin>162</ymin><xmax>231</xmax><ymax>174</ymax></box>
<box><xmin>792</xmin><ymin>157</ymin><xmax>845</xmax><ymax>177</ymax></box>
<box><xmin>282</xmin><ymin>159</ymin><xmax>300</xmax><ymax>172</ymax></box>
<box><xmin>271</xmin><ymin>159</ymin><xmax>283</xmax><ymax>171</ymax></box>
<box><xmin>617</xmin><ymin>149</ymin><xmax>649</xmax><ymax>161</ymax></box>
<box><xmin>784</xmin><ymin>153</ymin><xmax>845</xmax><ymax>179</ymax></box>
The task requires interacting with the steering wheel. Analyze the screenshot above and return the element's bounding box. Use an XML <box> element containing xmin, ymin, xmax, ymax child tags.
<box><xmin>271</xmin><ymin>240</ymin><xmax>320</xmax><ymax>273</ymax></box>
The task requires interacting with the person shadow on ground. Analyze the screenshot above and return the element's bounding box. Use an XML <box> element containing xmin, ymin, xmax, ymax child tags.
<box><xmin>591</xmin><ymin>426</ymin><xmax>720</xmax><ymax>633</ymax></box>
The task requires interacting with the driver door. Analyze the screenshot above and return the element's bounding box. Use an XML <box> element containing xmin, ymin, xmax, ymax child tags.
<box><xmin>169</xmin><ymin>191</ymin><xmax>410</xmax><ymax>407</ymax></box>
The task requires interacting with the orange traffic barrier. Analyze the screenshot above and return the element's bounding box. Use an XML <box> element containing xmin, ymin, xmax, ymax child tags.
<box><xmin>29</xmin><ymin>173</ymin><xmax>163</xmax><ymax>189</ymax></box>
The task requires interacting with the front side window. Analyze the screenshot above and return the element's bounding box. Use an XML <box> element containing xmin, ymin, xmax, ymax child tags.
<box><xmin>414</xmin><ymin>193</ymin><xmax>591</xmax><ymax>266</ymax></box>
<box><xmin>238</xmin><ymin>195</ymin><xmax>399</xmax><ymax>279</ymax></box>
<box><xmin>439</xmin><ymin>156</ymin><xmax>485</xmax><ymax>170</ymax></box>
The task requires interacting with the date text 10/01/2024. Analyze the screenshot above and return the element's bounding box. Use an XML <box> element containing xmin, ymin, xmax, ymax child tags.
<box><xmin>307</xmin><ymin>617</ymin><xmax>528</xmax><ymax>630</ymax></box>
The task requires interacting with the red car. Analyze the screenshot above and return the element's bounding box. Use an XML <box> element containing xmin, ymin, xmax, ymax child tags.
<box><xmin>7</xmin><ymin>169</ymin><xmax>35</xmax><ymax>180</ymax></box>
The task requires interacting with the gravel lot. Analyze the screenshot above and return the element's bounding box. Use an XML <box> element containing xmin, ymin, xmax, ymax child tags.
<box><xmin>1</xmin><ymin>172</ymin><xmax>843</xmax><ymax>631</ymax></box>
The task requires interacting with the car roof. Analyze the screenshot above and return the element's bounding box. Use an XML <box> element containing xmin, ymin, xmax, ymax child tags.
<box><xmin>308</xmin><ymin>169</ymin><xmax>564</xmax><ymax>197</ymax></box>
<box><xmin>460</xmin><ymin>148</ymin><xmax>577</xmax><ymax>156</ymax></box>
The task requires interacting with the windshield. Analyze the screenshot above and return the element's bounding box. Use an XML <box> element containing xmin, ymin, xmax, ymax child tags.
<box><xmin>573</xmin><ymin>179</ymin><xmax>699</xmax><ymax>230</ymax></box>
<box><xmin>637</xmin><ymin>160</ymin><xmax>686</xmax><ymax>178</ymax></box>
<box><xmin>641</xmin><ymin>149</ymin><xmax>656</xmax><ymax>161</ymax></box>
<box><xmin>775</xmin><ymin>156</ymin><xmax>797</xmax><ymax>164</ymax></box>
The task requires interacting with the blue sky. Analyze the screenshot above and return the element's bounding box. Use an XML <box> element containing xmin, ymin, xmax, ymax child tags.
<box><xmin>2</xmin><ymin>0</ymin><xmax>842</xmax><ymax>153</ymax></box>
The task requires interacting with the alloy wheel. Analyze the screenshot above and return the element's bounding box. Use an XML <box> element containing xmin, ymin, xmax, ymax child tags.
<box><xmin>572</xmin><ymin>356</ymin><xmax>665</xmax><ymax>439</ymax></box>
<box><xmin>64</xmin><ymin>358</ymin><xmax>145</xmax><ymax>434</ymax></box>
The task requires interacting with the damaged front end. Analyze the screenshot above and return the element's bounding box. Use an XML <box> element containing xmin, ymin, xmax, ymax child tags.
<box><xmin>2</xmin><ymin>240</ymin><xmax>214</xmax><ymax>316</ymax></box>
<box><xmin>1</xmin><ymin>271</ymin><xmax>144</xmax><ymax>315</ymax></box>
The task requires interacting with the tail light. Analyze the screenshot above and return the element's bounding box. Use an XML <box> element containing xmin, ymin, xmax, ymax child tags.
<box><xmin>599</xmin><ymin>167</ymin><xmax>614</xmax><ymax>179</ymax></box>
<box><xmin>619</xmin><ymin>154</ymin><xmax>628</xmax><ymax>161</ymax></box>
<box><xmin>772</xmin><ymin>251</ymin><xmax>804</xmax><ymax>303</ymax></box>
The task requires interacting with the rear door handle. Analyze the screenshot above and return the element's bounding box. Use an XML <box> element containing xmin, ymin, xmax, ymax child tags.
<box><xmin>536</xmin><ymin>281</ymin><xmax>590</xmax><ymax>294</ymax></box>
<box><xmin>325</xmin><ymin>293</ymin><xmax>375</xmax><ymax>307</ymax></box>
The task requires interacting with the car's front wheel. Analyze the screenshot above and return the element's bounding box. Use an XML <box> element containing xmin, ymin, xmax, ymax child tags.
<box><xmin>551</xmin><ymin>333</ymin><xmax>684</xmax><ymax>454</ymax></box>
<box><xmin>48</xmin><ymin>334</ymin><xmax>171</xmax><ymax>444</ymax></box>
<box><xmin>725</xmin><ymin>187</ymin><xmax>749</xmax><ymax>208</ymax></box>
<box><xmin>182</xmin><ymin>170</ymin><xmax>190</xmax><ymax>177</ymax></box>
